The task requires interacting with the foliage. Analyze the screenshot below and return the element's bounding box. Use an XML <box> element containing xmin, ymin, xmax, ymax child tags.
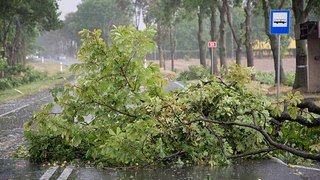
<box><xmin>24</xmin><ymin>26</ymin><xmax>320</xmax><ymax>167</ymax></box>
<box><xmin>256</xmin><ymin>72</ymin><xmax>295</xmax><ymax>86</ymax></box>
<box><xmin>177</xmin><ymin>65</ymin><xmax>210</xmax><ymax>81</ymax></box>
<box><xmin>0</xmin><ymin>65</ymin><xmax>47</xmax><ymax>91</ymax></box>
<box><xmin>0</xmin><ymin>57</ymin><xmax>7</xmax><ymax>71</ymax></box>
<box><xmin>0</xmin><ymin>0</ymin><xmax>62</xmax><ymax>65</ymax></box>
<box><xmin>67</xmin><ymin>0</ymin><xmax>132</xmax><ymax>41</ymax></box>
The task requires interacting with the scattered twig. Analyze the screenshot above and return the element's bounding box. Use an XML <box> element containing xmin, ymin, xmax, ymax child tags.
<box><xmin>227</xmin><ymin>147</ymin><xmax>277</xmax><ymax>159</ymax></box>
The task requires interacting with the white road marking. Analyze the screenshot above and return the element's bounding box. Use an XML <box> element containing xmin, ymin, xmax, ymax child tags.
<box><xmin>271</xmin><ymin>157</ymin><xmax>320</xmax><ymax>171</ymax></box>
<box><xmin>57</xmin><ymin>166</ymin><xmax>74</xmax><ymax>180</ymax></box>
<box><xmin>39</xmin><ymin>166</ymin><xmax>59</xmax><ymax>180</ymax></box>
<box><xmin>0</xmin><ymin>96</ymin><xmax>50</xmax><ymax>118</ymax></box>
<box><xmin>0</xmin><ymin>104</ymin><xmax>29</xmax><ymax>118</ymax></box>
<box><xmin>39</xmin><ymin>96</ymin><xmax>51</xmax><ymax>101</ymax></box>
<box><xmin>174</xmin><ymin>81</ymin><xmax>185</xmax><ymax>88</ymax></box>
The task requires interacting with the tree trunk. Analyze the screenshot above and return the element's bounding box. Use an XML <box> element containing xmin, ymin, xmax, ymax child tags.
<box><xmin>158</xmin><ymin>45</ymin><xmax>165</xmax><ymax>68</ymax></box>
<box><xmin>292</xmin><ymin>0</ymin><xmax>307</xmax><ymax>89</ymax></box>
<box><xmin>218</xmin><ymin>1</ymin><xmax>227</xmax><ymax>70</ymax></box>
<box><xmin>8</xmin><ymin>17</ymin><xmax>23</xmax><ymax>66</ymax></box>
<box><xmin>270</xmin><ymin>35</ymin><xmax>286</xmax><ymax>83</ymax></box>
<box><xmin>210</xmin><ymin>2</ymin><xmax>218</xmax><ymax>74</ymax></box>
<box><xmin>198</xmin><ymin>5</ymin><xmax>207</xmax><ymax>67</ymax></box>
<box><xmin>245</xmin><ymin>0</ymin><xmax>255</xmax><ymax>79</ymax></box>
<box><xmin>169</xmin><ymin>24</ymin><xmax>176</xmax><ymax>71</ymax></box>
<box><xmin>224</xmin><ymin>0</ymin><xmax>242</xmax><ymax>65</ymax></box>
<box><xmin>156</xmin><ymin>24</ymin><xmax>165</xmax><ymax>68</ymax></box>
<box><xmin>262</xmin><ymin>0</ymin><xmax>286</xmax><ymax>84</ymax></box>
<box><xmin>1</xmin><ymin>18</ymin><xmax>11</xmax><ymax>59</ymax></box>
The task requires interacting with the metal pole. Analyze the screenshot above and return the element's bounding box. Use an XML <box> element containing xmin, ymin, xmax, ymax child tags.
<box><xmin>60</xmin><ymin>62</ymin><xmax>63</xmax><ymax>72</ymax></box>
<box><xmin>277</xmin><ymin>35</ymin><xmax>281</xmax><ymax>102</ymax></box>
<box><xmin>211</xmin><ymin>47</ymin><xmax>214</xmax><ymax>75</ymax></box>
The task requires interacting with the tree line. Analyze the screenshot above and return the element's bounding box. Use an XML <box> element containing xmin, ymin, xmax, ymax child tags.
<box><xmin>0</xmin><ymin>0</ymin><xmax>61</xmax><ymax>66</ymax></box>
<box><xmin>1</xmin><ymin>0</ymin><xmax>319</xmax><ymax>90</ymax></box>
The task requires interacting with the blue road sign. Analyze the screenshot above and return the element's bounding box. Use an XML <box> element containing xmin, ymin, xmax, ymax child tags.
<box><xmin>270</xmin><ymin>10</ymin><xmax>290</xmax><ymax>34</ymax></box>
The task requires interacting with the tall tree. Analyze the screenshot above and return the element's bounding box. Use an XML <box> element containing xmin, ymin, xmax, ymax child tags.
<box><xmin>74</xmin><ymin>0</ymin><xmax>132</xmax><ymax>44</ymax></box>
<box><xmin>198</xmin><ymin>4</ymin><xmax>207</xmax><ymax>67</ymax></box>
<box><xmin>292</xmin><ymin>0</ymin><xmax>318</xmax><ymax>89</ymax></box>
<box><xmin>261</xmin><ymin>0</ymin><xmax>286</xmax><ymax>84</ymax></box>
<box><xmin>224</xmin><ymin>0</ymin><xmax>243</xmax><ymax>65</ymax></box>
<box><xmin>210</xmin><ymin>2</ymin><xmax>218</xmax><ymax>74</ymax></box>
<box><xmin>218</xmin><ymin>0</ymin><xmax>228</xmax><ymax>70</ymax></box>
<box><xmin>245</xmin><ymin>0</ymin><xmax>254</xmax><ymax>79</ymax></box>
<box><xmin>182</xmin><ymin>0</ymin><xmax>212</xmax><ymax>68</ymax></box>
<box><xmin>0</xmin><ymin>0</ymin><xmax>61</xmax><ymax>66</ymax></box>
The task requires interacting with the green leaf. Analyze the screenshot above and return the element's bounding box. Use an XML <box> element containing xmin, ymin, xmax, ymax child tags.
<box><xmin>109</xmin><ymin>129</ymin><xmax>116</xmax><ymax>136</ymax></box>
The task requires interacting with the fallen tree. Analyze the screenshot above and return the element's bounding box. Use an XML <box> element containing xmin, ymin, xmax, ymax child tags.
<box><xmin>23</xmin><ymin>26</ymin><xmax>320</xmax><ymax>167</ymax></box>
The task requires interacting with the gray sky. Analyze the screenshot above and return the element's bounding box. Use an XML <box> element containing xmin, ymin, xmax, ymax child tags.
<box><xmin>58</xmin><ymin>0</ymin><xmax>82</xmax><ymax>20</ymax></box>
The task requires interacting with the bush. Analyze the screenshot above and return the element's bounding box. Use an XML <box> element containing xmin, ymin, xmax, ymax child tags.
<box><xmin>255</xmin><ymin>72</ymin><xmax>295</xmax><ymax>86</ymax></box>
<box><xmin>0</xmin><ymin>64</ymin><xmax>47</xmax><ymax>91</ymax></box>
<box><xmin>177</xmin><ymin>65</ymin><xmax>210</xmax><ymax>81</ymax></box>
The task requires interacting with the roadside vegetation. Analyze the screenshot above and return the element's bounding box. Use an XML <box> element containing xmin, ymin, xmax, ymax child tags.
<box><xmin>21</xmin><ymin>26</ymin><xmax>320</xmax><ymax>168</ymax></box>
<box><xmin>255</xmin><ymin>72</ymin><xmax>295</xmax><ymax>86</ymax></box>
<box><xmin>0</xmin><ymin>61</ymin><xmax>70</xmax><ymax>104</ymax></box>
<box><xmin>176</xmin><ymin>66</ymin><xmax>295</xmax><ymax>88</ymax></box>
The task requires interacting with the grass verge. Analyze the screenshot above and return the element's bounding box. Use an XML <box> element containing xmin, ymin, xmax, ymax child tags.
<box><xmin>0</xmin><ymin>62</ymin><xmax>71</xmax><ymax>104</ymax></box>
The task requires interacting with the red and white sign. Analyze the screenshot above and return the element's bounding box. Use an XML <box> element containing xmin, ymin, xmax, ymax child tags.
<box><xmin>208</xmin><ymin>41</ymin><xmax>217</xmax><ymax>48</ymax></box>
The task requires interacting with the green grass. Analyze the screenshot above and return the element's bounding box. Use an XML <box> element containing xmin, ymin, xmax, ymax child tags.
<box><xmin>0</xmin><ymin>62</ymin><xmax>71</xmax><ymax>104</ymax></box>
<box><xmin>255</xmin><ymin>72</ymin><xmax>295</xmax><ymax>86</ymax></box>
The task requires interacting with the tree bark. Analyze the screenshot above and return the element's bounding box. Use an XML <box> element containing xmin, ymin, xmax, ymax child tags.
<box><xmin>169</xmin><ymin>24</ymin><xmax>176</xmax><ymax>71</ymax></box>
<box><xmin>292</xmin><ymin>0</ymin><xmax>307</xmax><ymax>89</ymax></box>
<box><xmin>245</xmin><ymin>0</ymin><xmax>255</xmax><ymax>79</ymax></box>
<box><xmin>198</xmin><ymin>5</ymin><xmax>207</xmax><ymax>67</ymax></box>
<box><xmin>224</xmin><ymin>0</ymin><xmax>242</xmax><ymax>65</ymax></box>
<box><xmin>262</xmin><ymin>0</ymin><xmax>286</xmax><ymax>84</ymax></box>
<box><xmin>156</xmin><ymin>24</ymin><xmax>165</xmax><ymax>69</ymax></box>
<box><xmin>210</xmin><ymin>2</ymin><xmax>218</xmax><ymax>74</ymax></box>
<box><xmin>8</xmin><ymin>17</ymin><xmax>23</xmax><ymax>66</ymax></box>
<box><xmin>218</xmin><ymin>1</ymin><xmax>227</xmax><ymax>70</ymax></box>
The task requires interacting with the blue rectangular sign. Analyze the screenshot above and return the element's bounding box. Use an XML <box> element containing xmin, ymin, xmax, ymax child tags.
<box><xmin>270</xmin><ymin>10</ymin><xmax>290</xmax><ymax>34</ymax></box>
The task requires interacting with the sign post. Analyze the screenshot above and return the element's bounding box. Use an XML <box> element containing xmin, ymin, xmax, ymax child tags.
<box><xmin>208</xmin><ymin>41</ymin><xmax>217</xmax><ymax>75</ymax></box>
<box><xmin>270</xmin><ymin>10</ymin><xmax>290</xmax><ymax>102</ymax></box>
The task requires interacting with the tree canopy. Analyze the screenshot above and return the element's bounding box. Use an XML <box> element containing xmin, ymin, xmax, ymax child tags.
<box><xmin>0</xmin><ymin>0</ymin><xmax>62</xmax><ymax>66</ymax></box>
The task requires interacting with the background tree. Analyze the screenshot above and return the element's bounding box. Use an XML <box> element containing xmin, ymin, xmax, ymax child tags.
<box><xmin>0</xmin><ymin>0</ymin><xmax>61</xmax><ymax>66</ymax></box>
<box><xmin>245</xmin><ymin>0</ymin><xmax>254</xmax><ymax>79</ymax></box>
<box><xmin>224</xmin><ymin>0</ymin><xmax>243</xmax><ymax>65</ymax></box>
<box><xmin>292</xmin><ymin>0</ymin><xmax>319</xmax><ymax>89</ymax></box>
<box><xmin>209</xmin><ymin>2</ymin><xmax>218</xmax><ymax>74</ymax></box>
<box><xmin>72</xmin><ymin>0</ymin><xmax>132</xmax><ymax>44</ymax></box>
<box><xmin>182</xmin><ymin>0</ymin><xmax>212</xmax><ymax>68</ymax></box>
<box><xmin>147</xmin><ymin>0</ymin><xmax>182</xmax><ymax>70</ymax></box>
<box><xmin>261</xmin><ymin>0</ymin><xmax>287</xmax><ymax>84</ymax></box>
<box><xmin>217</xmin><ymin>0</ymin><xmax>228</xmax><ymax>70</ymax></box>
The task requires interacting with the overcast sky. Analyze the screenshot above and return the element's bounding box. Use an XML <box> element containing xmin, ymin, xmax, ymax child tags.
<box><xmin>58</xmin><ymin>0</ymin><xmax>82</xmax><ymax>20</ymax></box>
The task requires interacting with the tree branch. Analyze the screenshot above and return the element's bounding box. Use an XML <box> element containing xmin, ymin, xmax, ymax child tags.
<box><xmin>304</xmin><ymin>0</ymin><xmax>316</xmax><ymax>18</ymax></box>
<box><xmin>113</xmin><ymin>58</ymin><xmax>133</xmax><ymax>89</ymax></box>
<box><xmin>186</xmin><ymin>118</ymin><xmax>320</xmax><ymax>161</ymax></box>
<box><xmin>278</xmin><ymin>0</ymin><xmax>286</xmax><ymax>9</ymax></box>
<box><xmin>158</xmin><ymin>151</ymin><xmax>186</xmax><ymax>161</ymax></box>
<box><xmin>224</xmin><ymin>0</ymin><xmax>241</xmax><ymax>47</ymax></box>
<box><xmin>298</xmin><ymin>100</ymin><xmax>320</xmax><ymax>114</ymax></box>
<box><xmin>227</xmin><ymin>147</ymin><xmax>277</xmax><ymax>159</ymax></box>
<box><xmin>273</xmin><ymin>111</ymin><xmax>320</xmax><ymax>128</ymax></box>
<box><xmin>94</xmin><ymin>101</ymin><xmax>137</xmax><ymax>118</ymax></box>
